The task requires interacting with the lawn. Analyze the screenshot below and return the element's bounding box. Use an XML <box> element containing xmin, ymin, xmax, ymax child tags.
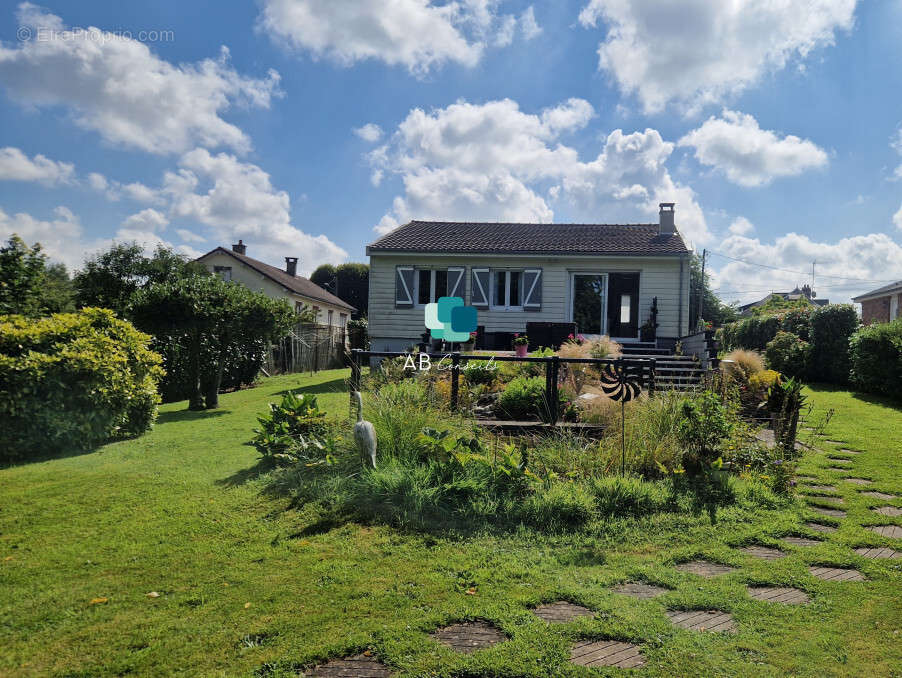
<box><xmin>1</xmin><ymin>372</ymin><xmax>900</xmax><ymax>677</ymax></box>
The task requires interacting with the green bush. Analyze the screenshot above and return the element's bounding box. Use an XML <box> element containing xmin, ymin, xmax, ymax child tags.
<box><xmin>0</xmin><ymin>308</ymin><xmax>163</xmax><ymax>462</ymax></box>
<box><xmin>589</xmin><ymin>476</ymin><xmax>668</xmax><ymax>517</ymax></box>
<box><xmin>809</xmin><ymin>305</ymin><xmax>858</xmax><ymax>384</ymax></box>
<box><xmin>520</xmin><ymin>483</ymin><xmax>596</xmax><ymax>531</ymax></box>
<box><xmin>252</xmin><ymin>391</ymin><xmax>333</xmax><ymax>463</ymax></box>
<box><xmin>677</xmin><ymin>391</ymin><xmax>733</xmax><ymax>476</ymax></box>
<box><xmin>497</xmin><ymin>375</ymin><xmax>567</xmax><ymax>421</ymax></box>
<box><xmin>765</xmin><ymin>330</ymin><xmax>811</xmax><ymax>378</ymax></box>
<box><xmin>849</xmin><ymin>319</ymin><xmax>902</xmax><ymax>396</ymax></box>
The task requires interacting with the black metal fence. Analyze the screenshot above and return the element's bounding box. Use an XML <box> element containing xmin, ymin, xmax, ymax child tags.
<box><xmin>349</xmin><ymin>349</ymin><xmax>656</xmax><ymax>425</ymax></box>
<box><xmin>266</xmin><ymin>323</ymin><xmax>347</xmax><ymax>374</ymax></box>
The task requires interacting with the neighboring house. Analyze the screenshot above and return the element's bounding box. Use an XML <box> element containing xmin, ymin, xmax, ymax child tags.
<box><xmin>852</xmin><ymin>280</ymin><xmax>902</xmax><ymax>325</ymax></box>
<box><xmin>195</xmin><ymin>241</ymin><xmax>355</xmax><ymax>328</ymax></box>
<box><xmin>738</xmin><ymin>285</ymin><xmax>828</xmax><ymax>316</ymax></box>
<box><xmin>366</xmin><ymin>203</ymin><xmax>691</xmax><ymax>352</ymax></box>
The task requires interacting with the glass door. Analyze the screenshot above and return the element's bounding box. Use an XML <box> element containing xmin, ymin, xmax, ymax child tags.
<box><xmin>607</xmin><ymin>273</ymin><xmax>640</xmax><ymax>339</ymax></box>
<box><xmin>570</xmin><ymin>273</ymin><xmax>607</xmax><ymax>336</ymax></box>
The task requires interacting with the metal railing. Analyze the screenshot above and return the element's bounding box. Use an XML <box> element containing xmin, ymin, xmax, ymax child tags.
<box><xmin>349</xmin><ymin>349</ymin><xmax>656</xmax><ymax>425</ymax></box>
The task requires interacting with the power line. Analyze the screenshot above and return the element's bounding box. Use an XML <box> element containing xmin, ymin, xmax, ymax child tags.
<box><xmin>707</xmin><ymin>250</ymin><xmax>899</xmax><ymax>284</ymax></box>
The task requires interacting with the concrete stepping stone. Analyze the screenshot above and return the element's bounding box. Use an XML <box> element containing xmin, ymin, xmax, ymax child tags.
<box><xmin>808</xmin><ymin>566</ymin><xmax>867</xmax><ymax>582</ymax></box>
<box><xmin>782</xmin><ymin>536</ymin><xmax>823</xmax><ymax>547</ymax></box>
<box><xmin>306</xmin><ymin>653</ymin><xmax>391</xmax><ymax>677</ymax></box>
<box><xmin>739</xmin><ymin>545</ymin><xmax>786</xmax><ymax>560</ymax></box>
<box><xmin>675</xmin><ymin>560</ymin><xmax>735</xmax><ymax>577</ymax></box>
<box><xmin>824</xmin><ymin>440</ymin><xmax>844</xmax><ymax>445</ymax></box>
<box><xmin>806</xmin><ymin>496</ymin><xmax>844</xmax><ymax>506</ymax></box>
<box><xmin>837</xmin><ymin>448</ymin><xmax>861</xmax><ymax>455</ymax></box>
<box><xmin>844</xmin><ymin>478</ymin><xmax>872</xmax><ymax>486</ymax></box>
<box><xmin>796</xmin><ymin>475</ymin><xmax>818</xmax><ymax>481</ymax></box>
<box><xmin>570</xmin><ymin>639</ymin><xmax>645</xmax><ymax>669</ymax></box>
<box><xmin>803</xmin><ymin>484</ymin><xmax>838</xmax><ymax>493</ymax></box>
<box><xmin>855</xmin><ymin>546</ymin><xmax>901</xmax><ymax>559</ymax></box>
<box><xmin>811</xmin><ymin>506</ymin><xmax>846</xmax><ymax>518</ymax></box>
<box><xmin>667</xmin><ymin>609</ymin><xmax>736</xmax><ymax>633</ymax></box>
<box><xmin>532</xmin><ymin>601</ymin><xmax>594</xmax><ymax>623</ymax></box>
<box><xmin>873</xmin><ymin>506</ymin><xmax>902</xmax><ymax>517</ymax></box>
<box><xmin>868</xmin><ymin>525</ymin><xmax>902</xmax><ymax>539</ymax></box>
<box><xmin>805</xmin><ymin>521</ymin><xmax>837</xmax><ymax>533</ymax></box>
<box><xmin>747</xmin><ymin>586</ymin><xmax>810</xmax><ymax>605</ymax></box>
<box><xmin>861</xmin><ymin>491</ymin><xmax>897</xmax><ymax>500</ymax></box>
<box><xmin>827</xmin><ymin>464</ymin><xmax>852</xmax><ymax>471</ymax></box>
<box><xmin>431</xmin><ymin>621</ymin><xmax>506</xmax><ymax>653</ymax></box>
<box><xmin>610</xmin><ymin>582</ymin><xmax>669</xmax><ymax>599</ymax></box>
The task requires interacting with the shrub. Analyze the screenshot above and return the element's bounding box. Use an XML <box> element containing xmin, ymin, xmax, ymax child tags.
<box><xmin>765</xmin><ymin>331</ymin><xmax>811</xmax><ymax>378</ymax></box>
<box><xmin>748</xmin><ymin>369</ymin><xmax>781</xmax><ymax>393</ymax></box>
<box><xmin>677</xmin><ymin>391</ymin><xmax>733</xmax><ymax>476</ymax></box>
<box><xmin>252</xmin><ymin>391</ymin><xmax>332</xmax><ymax>463</ymax></box>
<box><xmin>520</xmin><ymin>483</ymin><xmax>596</xmax><ymax>531</ymax></box>
<box><xmin>498</xmin><ymin>376</ymin><xmax>549</xmax><ymax>420</ymax></box>
<box><xmin>722</xmin><ymin>349</ymin><xmax>765</xmax><ymax>380</ymax></box>
<box><xmin>808</xmin><ymin>305</ymin><xmax>858</xmax><ymax>384</ymax></box>
<box><xmin>849</xmin><ymin>319</ymin><xmax>902</xmax><ymax>396</ymax></box>
<box><xmin>589</xmin><ymin>476</ymin><xmax>668</xmax><ymax>517</ymax></box>
<box><xmin>0</xmin><ymin>308</ymin><xmax>163</xmax><ymax>462</ymax></box>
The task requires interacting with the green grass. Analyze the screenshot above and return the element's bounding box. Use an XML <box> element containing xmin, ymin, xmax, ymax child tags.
<box><xmin>1</xmin><ymin>374</ymin><xmax>901</xmax><ymax>677</ymax></box>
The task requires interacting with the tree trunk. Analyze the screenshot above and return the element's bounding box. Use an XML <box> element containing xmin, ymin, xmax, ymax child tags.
<box><xmin>188</xmin><ymin>332</ymin><xmax>204</xmax><ymax>410</ymax></box>
<box><xmin>204</xmin><ymin>339</ymin><xmax>229</xmax><ymax>409</ymax></box>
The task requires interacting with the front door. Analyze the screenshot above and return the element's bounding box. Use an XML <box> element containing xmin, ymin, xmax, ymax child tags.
<box><xmin>571</xmin><ymin>273</ymin><xmax>606</xmax><ymax>336</ymax></box>
<box><xmin>607</xmin><ymin>273</ymin><xmax>639</xmax><ymax>339</ymax></box>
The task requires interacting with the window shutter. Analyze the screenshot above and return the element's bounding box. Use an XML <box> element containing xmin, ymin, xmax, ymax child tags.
<box><xmin>523</xmin><ymin>268</ymin><xmax>542</xmax><ymax>310</ymax></box>
<box><xmin>471</xmin><ymin>268</ymin><xmax>489</xmax><ymax>308</ymax></box>
<box><xmin>395</xmin><ymin>266</ymin><xmax>414</xmax><ymax>308</ymax></box>
<box><xmin>446</xmin><ymin>267</ymin><xmax>465</xmax><ymax>297</ymax></box>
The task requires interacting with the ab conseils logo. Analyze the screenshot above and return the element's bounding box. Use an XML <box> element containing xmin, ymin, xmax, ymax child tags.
<box><xmin>424</xmin><ymin>296</ymin><xmax>477</xmax><ymax>342</ymax></box>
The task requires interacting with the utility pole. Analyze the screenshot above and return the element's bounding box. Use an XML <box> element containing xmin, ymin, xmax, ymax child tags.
<box><xmin>697</xmin><ymin>248</ymin><xmax>707</xmax><ymax>331</ymax></box>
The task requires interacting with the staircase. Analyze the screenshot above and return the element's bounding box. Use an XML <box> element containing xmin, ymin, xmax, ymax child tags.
<box><xmin>619</xmin><ymin>342</ymin><xmax>708</xmax><ymax>391</ymax></box>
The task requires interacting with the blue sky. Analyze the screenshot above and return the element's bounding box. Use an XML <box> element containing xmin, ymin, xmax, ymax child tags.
<box><xmin>2</xmin><ymin>0</ymin><xmax>902</xmax><ymax>304</ymax></box>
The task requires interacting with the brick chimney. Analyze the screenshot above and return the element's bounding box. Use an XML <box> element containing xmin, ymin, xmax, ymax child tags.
<box><xmin>285</xmin><ymin>257</ymin><xmax>298</xmax><ymax>277</ymax></box>
<box><xmin>232</xmin><ymin>239</ymin><xmax>246</xmax><ymax>255</ymax></box>
<box><xmin>659</xmin><ymin>202</ymin><xmax>675</xmax><ymax>235</ymax></box>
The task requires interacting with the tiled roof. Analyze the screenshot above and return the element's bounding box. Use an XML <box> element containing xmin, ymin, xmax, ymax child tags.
<box><xmin>366</xmin><ymin>220</ymin><xmax>689</xmax><ymax>256</ymax></box>
<box><xmin>852</xmin><ymin>280</ymin><xmax>902</xmax><ymax>302</ymax></box>
<box><xmin>196</xmin><ymin>247</ymin><xmax>355</xmax><ymax>311</ymax></box>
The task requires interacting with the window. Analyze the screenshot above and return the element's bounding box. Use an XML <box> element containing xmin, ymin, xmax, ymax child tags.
<box><xmin>416</xmin><ymin>269</ymin><xmax>449</xmax><ymax>305</ymax></box>
<box><xmin>339</xmin><ymin>313</ymin><xmax>348</xmax><ymax>327</ymax></box>
<box><xmin>214</xmin><ymin>265</ymin><xmax>232</xmax><ymax>281</ymax></box>
<box><xmin>620</xmin><ymin>294</ymin><xmax>631</xmax><ymax>323</ymax></box>
<box><xmin>294</xmin><ymin>301</ymin><xmax>305</xmax><ymax>314</ymax></box>
<box><xmin>327</xmin><ymin>310</ymin><xmax>334</xmax><ymax>326</ymax></box>
<box><xmin>492</xmin><ymin>270</ymin><xmax>523</xmax><ymax>308</ymax></box>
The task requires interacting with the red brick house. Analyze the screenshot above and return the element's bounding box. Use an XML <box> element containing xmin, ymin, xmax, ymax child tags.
<box><xmin>852</xmin><ymin>281</ymin><xmax>902</xmax><ymax>325</ymax></box>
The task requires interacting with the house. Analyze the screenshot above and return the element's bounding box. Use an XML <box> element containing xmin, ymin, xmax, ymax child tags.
<box><xmin>738</xmin><ymin>285</ymin><xmax>828</xmax><ymax>316</ymax></box>
<box><xmin>195</xmin><ymin>241</ymin><xmax>355</xmax><ymax>328</ymax></box>
<box><xmin>365</xmin><ymin>203</ymin><xmax>691</xmax><ymax>352</ymax></box>
<box><xmin>852</xmin><ymin>280</ymin><xmax>902</xmax><ymax>325</ymax></box>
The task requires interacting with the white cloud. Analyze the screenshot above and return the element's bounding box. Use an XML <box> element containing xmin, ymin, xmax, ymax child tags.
<box><xmin>163</xmin><ymin>148</ymin><xmax>347</xmax><ymax>274</ymax></box>
<box><xmin>176</xmin><ymin>228</ymin><xmax>207</xmax><ymax>244</ymax></box>
<box><xmin>893</xmin><ymin>205</ymin><xmax>902</xmax><ymax>231</ymax></box>
<box><xmin>0</xmin><ymin>205</ymin><xmax>83</xmax><ymax>268</ymax></box>
<box><xmin>87</xmin><ymin>172</ymin><xmax>163</xmax><ymax>204</ymax></box>
<box><xmin>120</xmin><ymin>208</ymin><xmax>168</xmax><ymax>233</ymax></box>
<box><xmin>728</xmin><ymin>216</ymin><xmax>755</xmax><ymax>236</ymax></box>
<box><xmin>520</xmin><ymin>6</ymin><xmax>542</xmax><ymax>40</ymax></box>
<box><xmin>0</xmin><ymin>147</ymin><xmax>74</xmax><ymax>185</ymax></box>
<box><xmin>368</xmin><ymin>97</ymin><xmax>710</xmax><ymax>243</ymax></box>
<box><xmin>678</xmin><ymin>110</ymin><xmax>828</xmax><ymax>187</ymax></box>
<box><xmin>0</xmin><ymin>4</ymin><xmax>281</xmax><ymax>154</ymax></box>
<box><xmin>353</xmin><ymin>123</ymin><xmax>384</xmax><ymax>143</ymax></box>
<box><xmin>710</xmin><ymin>231</ymin><xmax>902</xmax><ymax>305</ymax></box>
<box><xmin>578</xmin><ymin>0</ymin><xmax>857</xmax><ymax>114</ymax></box>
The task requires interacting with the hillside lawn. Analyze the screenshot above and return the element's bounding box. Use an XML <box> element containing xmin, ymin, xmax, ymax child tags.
<box><xmin>1</xmin><ymin>371</ymin><xmax>901</xmax><ymax>677</ymax></box>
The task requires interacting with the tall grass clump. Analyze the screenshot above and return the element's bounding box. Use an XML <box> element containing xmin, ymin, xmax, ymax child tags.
<box><xmin>589</xmin><ymin>476</ymin><xmax>670</xmax><ymax>517</ymax></box>
<box><xmin>722</xmin><ymin>349</ymin><xmax>765</xmax><ymax>380</ymax></box>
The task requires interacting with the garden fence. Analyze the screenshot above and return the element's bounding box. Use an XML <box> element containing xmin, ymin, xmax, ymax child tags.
<box><xmin>266</xmin><ymin>322</ymin><xmax>347</xmax><ymax>374</ymax></box>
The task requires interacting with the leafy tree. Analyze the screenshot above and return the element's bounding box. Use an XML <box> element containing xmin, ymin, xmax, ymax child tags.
<box><xmin>310</xmin><ymin>262</ymin><xmax>368</xmax><ymax>316</ymax></box>
<box><xmin>131</xmin><ymin>275</ymin><xmax>294</xmax><ymax>410</ymax></box>
<box><xmin>689</xmin><ymin>253</ymin><xmax>738</xmax><ymax>329</ymax></box>
<box><xmin>74</xmin><ymin>243</ymin><xmax>206</xmax><ymax>316</ymax></box>
<box><xmin>750</xmin><ymin>295</ymin><xmax>812</xmax><ymax>317</ymax></box>
<box><xmin>0</xmin><ymin>235</ymin><xmax>74</xmax><ymax>316</ymax></box>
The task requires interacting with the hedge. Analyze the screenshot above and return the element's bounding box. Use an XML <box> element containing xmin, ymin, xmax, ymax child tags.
<box><xmin>849</xmin><ymin>319</ymin><xmax>902</xmax><ymax>397</ymax></box>
<box><xmin>808</xmin><ymin>305</ymin><xmax>859</xmax><ymax>385</ymax></box>
<box><xmin>0</xmin><ymin>308</ymin><xmax>163</xmax><ymax>462</ymax></box>
<box><xmin>765</xmin><ymin>330</ymin><xmax>811</xmax><ymax>379</ymax></box>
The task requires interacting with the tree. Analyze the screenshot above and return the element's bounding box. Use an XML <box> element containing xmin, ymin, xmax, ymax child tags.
<box><xmin>310</xmin><ymin>262</ymin><xmax>369</xmax><ymax>317</ymax></box>
<box><xmin>131</xmin><ymin>275</ymin><xmax>294</xmax><ymax>410</ymax></box>
<box><xmin>0</xmin><ymin>235</ymin><xmax>74</xmax><ymax>316</ymax></box>
<box><xmin>689</xmin><ymin>253</ymin><xmax>738</xmax><ymax>329</ymax></box>
<box><xmin>74</xmin><ymin>243</ymin><xmax>206</xmax><ymax>316</ymax></box>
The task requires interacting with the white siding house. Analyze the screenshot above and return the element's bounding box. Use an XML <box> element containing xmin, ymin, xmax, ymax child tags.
<box><xmin>366</xmin><ymin>204</ymin><xmax>691</xmax><ymax>352</ymax></box>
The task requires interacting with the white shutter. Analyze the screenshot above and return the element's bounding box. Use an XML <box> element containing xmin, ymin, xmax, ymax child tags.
<box><xmin>395</xmin><ymin>266</ymin><xmax>414</xmax><ymax>308</ymax></box>
<box><xmin>447</xmin><ymin>267</ymin><xmax>465</xmax><ymax>297</ymax></box>
<box><xmin>523</xmin><ymin>268</ymin><xmax>542</xmax><ymax>310</ymax></box>
<box><xmin>471</xmin><ymin>268</ymin><xmax>489</xmax><ymax>307</ymax></box>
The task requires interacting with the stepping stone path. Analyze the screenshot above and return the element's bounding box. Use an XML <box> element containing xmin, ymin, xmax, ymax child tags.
<box><xmin>675</xmin><ymin>560</ymin><xmax>735</xmax><ymax>577</ymax></box>
<box><xmin>796</xmin><ymin>475</ymin><xmax>818</xmax><ymax>482</ymax></box>
<box><xmin>747</xmin><ymin>586</ymin><xmax>810</xmax><ymax>605</ymax></box>
<box><xmin>855</xmin><ymin>546</ymin><xmax>901</xmax><ymax>559</ymax></box>
<box><xmin>532</xmin><ymin>601</ymin><xmax>594</xmax><ymax>623</ymax></box>
<box><xmin>811</xmin><ymin>507</ymin><xmax>846</xmax><ymax>518</ymax></box>
<box><xmin>803</xmin><ymin>484</ymin><xmax>838</xmax><ymax>493</ymax></box>
<box><xmin>431</xmin><ymin>621</ymin><xmax>506</xmax><ymax>653</ymax></box>
<box><xmin>783</xmin><ymin>536</ymin><xmax>823</xmax><ymax>547</ymax></box>
<box><xmin>867</xmin><ymin>525</ymin><xmax>902</xmax><ymax>539</ymax></box>
<box><xmin>861</xmin><ymin>491</ymin><xmax>896</xmax><ymax>500</ymax></box>
<box><xmin>824</xmin><ymin>440</ymin><xmax>844</xmax><ymax>445</ymax></box>
<box><xmin>808</xmin><ymin>566</ymin><xmax>867</xmax><ymax>582</ymax></box>
<box><xmin>844</xmin><ymin>478</ymin><xmax>872</xmax><ymax>485</ymax></box>
<box><xmin>570</xmin><ymin>639</ymin><xmax>645</xmax><ymax>669</ymax></box>
<box><xmin>739</xmin><ymin>545</ymin><xmax>786</xmax><ymax>560</ymax></box>
<box><xmin>667</xmin><ymin>610</ymin><xmax>736</xmax><ymax>633</ymax></box>
<box><xmin>827</xmin><ymin>464</ymin><xmax>852</xmax><ymax>471</ymax></box>
<box><xmin>837</xmin><ymin>448</ymin><xmax>861</xmax><ymax>455</ymax></box>
<box><xmin>805</xmin><ymin>521</ymin><xmax>837</xmax><ymax>533</ymax></box>
<box><xmin>873</xmin><ymin>506</ymin><xmax>902</xmax><ymax>517</ymax></box>
<box><xmin>611</xmin><ymin>582</ymin><xmax>669</xmax><ymax>599</ymax></box>
<box><xmin>305</xmin><ymin>654</ymin><xmax>391</xmax><ymax>677</ymax></box>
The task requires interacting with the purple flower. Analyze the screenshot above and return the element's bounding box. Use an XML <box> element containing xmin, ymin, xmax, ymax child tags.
<box><xmin>773</xmin><ymin>459</ymin><xmax>783</xmax><ymax>465</ymax></box>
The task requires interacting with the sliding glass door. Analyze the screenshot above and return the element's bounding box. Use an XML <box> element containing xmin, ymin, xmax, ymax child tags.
<box><xmin>570</xmin><ymin>273</ymin><xmax>607</xmax><ymax>336</ymax></box>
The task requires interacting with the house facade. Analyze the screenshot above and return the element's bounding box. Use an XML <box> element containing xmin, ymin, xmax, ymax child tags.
<box><xmin>195</xmin><ymin>242</ymin><xmax>355</xmax><ymax>327</ymax></box>
<box><xmin>366</xmin><ymin>203</ymin><xmax>691</xmax><ymax>352</ymax></box>
<box><xmin>852</xmin><ymin>281</ymin><xmax>902</xmax><ymax>325</ymax></box>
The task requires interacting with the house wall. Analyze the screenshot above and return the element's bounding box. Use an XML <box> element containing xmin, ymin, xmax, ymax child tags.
<box><xmin>367</xmin><ymin>252</ymin><xmax>689</xmax><ymax>351</ymax></box>
<box><xmin>198</xmin><ymin>251</ymin><xmax>351</xmax><ymax>326</ymax></box>
<box><xmin>859</xmin><ymin>296</ymin><xmax>891</xmax><ymax>325</ymax></box>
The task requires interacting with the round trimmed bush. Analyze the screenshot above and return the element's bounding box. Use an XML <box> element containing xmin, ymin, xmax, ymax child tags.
<box><xmin>765</xmin><ymin>331</ymin><xmax>811</xmax><ymax>378</ymax></box>
<box><xmin>0</xmin><ymin>308</ymin><xmax>163</xmax><ymax>462</ymax></box>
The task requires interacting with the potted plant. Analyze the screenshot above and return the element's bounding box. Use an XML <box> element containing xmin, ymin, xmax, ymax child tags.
<box><xmin>461</xmin><ymin>331</ymin><xmax>476</xmax><ymax>352</ymax></box>
<box><xmin>513</xmin><ymin>333</ymin><xmax>529</xmax><ymax>357</ymax></box>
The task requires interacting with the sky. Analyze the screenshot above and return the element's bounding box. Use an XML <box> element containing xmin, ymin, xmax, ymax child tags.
<box><xmin>2</xmin><ymin>0</ymin><xmax>902</xmax><ymax>305</ymax></box>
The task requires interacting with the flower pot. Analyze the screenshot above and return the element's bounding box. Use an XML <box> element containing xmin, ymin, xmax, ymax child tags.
<box><xmin>515</xmin><ymin>344</ymin><xmax>528</xmax><ymax>357</ymax></box>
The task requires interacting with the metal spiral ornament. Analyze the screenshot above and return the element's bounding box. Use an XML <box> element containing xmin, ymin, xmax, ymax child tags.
<box><xmin>599</xmin><ymin>361</ymin><xmax>642</xmax><ymax>402</ymax></box>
